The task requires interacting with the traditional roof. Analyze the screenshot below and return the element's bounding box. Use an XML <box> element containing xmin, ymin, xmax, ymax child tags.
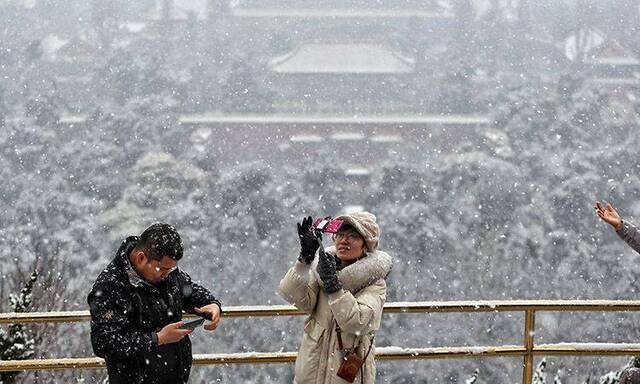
<box><xmin>178</xmin><ymin>113</ymin><xmax>490</xmax><ymax>125</ymax></box>
<box><xmin>564</xmin><ymin>28</ymin><xmax>639</xmax><ymax>66</ymax></box>
<box><xmin>141</xmin><ymin>0</ymin><xmax>208</xmax><ymax>21</ymax></box>
<box><xmin>42</xmin><ymin>34</ymin><xmax>95</xmax><ymax>63</ymax></box>
<box><xmin>564</xmin><ymin>28</ymin><xmax>606</xmax><ymax>61</ymax></box>
<box><xmin>269</xmin><ymin>42</ymin><xmax>415</xmax><ymax>74</ymax></box>
<box><xmin>230</xmin><ymin>8</ymin><xmax>453</xmax><ymax>19</ymax></box>
<box><xmin>230</xmin><ymin>0</ymin><xmax>454</xmax><ymax>18</ymax></box>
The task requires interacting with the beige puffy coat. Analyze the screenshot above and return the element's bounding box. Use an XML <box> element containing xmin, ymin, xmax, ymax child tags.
<box><xmin>279</xmin><ymin>246</ymin><xmax>392</xmax><ymax>384</ymax></box>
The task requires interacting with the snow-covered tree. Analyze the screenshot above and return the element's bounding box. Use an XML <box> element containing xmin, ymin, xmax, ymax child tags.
<box><xmin>465</xmin><ymin>368</ymin><xmax>479</xmax><ymax>384</ymax></box>
<box><xmin>0</xmin><ymin>268</ymin><xmax>37</xmax><ymax>384</ymax></box>
<box><xmin>533</xmin><ymin>359</ymin><xmax>548</xmax><ymax>384</ymax></box>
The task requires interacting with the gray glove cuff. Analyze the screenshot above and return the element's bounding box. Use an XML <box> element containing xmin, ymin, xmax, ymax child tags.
<box><xmin>322</xmin><ymin>277</ymin><xmax>342</xmax><ymax>294</ymax></box>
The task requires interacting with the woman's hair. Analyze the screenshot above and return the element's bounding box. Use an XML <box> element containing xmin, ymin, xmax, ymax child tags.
<box><xmin>336</xmin><ymin>224</ymin><xmax>358</xmax><ymax>234</ymax></box>
<box><xmin>332</xmin><ymin>224</ymin><xmax>365</xmax><ymax>241</ymax></box>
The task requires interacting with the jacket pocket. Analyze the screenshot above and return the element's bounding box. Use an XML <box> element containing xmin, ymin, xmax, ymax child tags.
<box><xmin>303</xmin><ymin>317</ymin><xmax>325</xmax><ymax>341</ymax></box>
<box><xmin>295</xmin><ymin>317</ymin><xmax>325</xmax><ymax>381</ymax></box>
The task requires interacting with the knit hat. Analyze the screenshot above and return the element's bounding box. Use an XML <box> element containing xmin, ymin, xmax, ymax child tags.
<box><xmin>334</xmin><ymin>211</ymin><xmax>380</xmax><ymax>252</ymax></box>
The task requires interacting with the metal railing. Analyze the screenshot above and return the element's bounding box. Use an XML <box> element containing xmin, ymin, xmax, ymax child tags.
<box><xmin>2</xmin><ymin>300</ymin><xmax>640</xmax><ymax>384</ymax></box>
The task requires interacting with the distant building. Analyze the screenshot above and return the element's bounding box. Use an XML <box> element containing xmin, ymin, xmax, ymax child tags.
<box><xmin>268</xmin><ymin>41</ymin><xmax>416</xmax><ymax>112</ymax></box>
<box><xmin>269</xmin><ymin>41</ymin><xmax>415</xmax><ymax>75</ymax></box>
<box><xmin>225</xmin><ymin>0</ymin><xmax>455</xmax><ymax>113</ymax></box>
<box><xmin>564</xmin><ymin>28</ymin><xmax>640</xmax><ymax>100</ymax></box>
<box><xmin>564</xmin><ymin>28</ymin><xmax>640</xmax><ymax>77</ymax></box>
<box><xmin>141</xmin><ymin>0</ymin><xmax>209</xmax><ymax>21</ymax></box>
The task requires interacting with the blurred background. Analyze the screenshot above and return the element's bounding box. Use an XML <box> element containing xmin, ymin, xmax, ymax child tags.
<box><xmin>1</xmin><ymin>0</ymin><xmax>640</xmax><ymax>382</ymax></box>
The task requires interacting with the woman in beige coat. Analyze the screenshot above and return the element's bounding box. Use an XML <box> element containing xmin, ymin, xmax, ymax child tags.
<box><xmin>279</xmin><ymin>212</ymin><xmax>392</xmax><ymax>384</ymax></box>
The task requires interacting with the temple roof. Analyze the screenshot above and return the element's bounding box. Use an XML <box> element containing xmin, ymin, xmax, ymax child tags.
<box><xmin>269</xmin><ymin>42</ymin><xmax>415</xmax><ymax>74</ymax></box>
<box><xmin>141</xmin><ymin>0</ymin><xmax>208</xmax><ymax>20</ymax></box>
<box><xmin>564</xmin><ymin>28</ymin><xmax>639</xmax><ymax>65</ymax></box>
<box><xmin>230</xmin><ymin>0</ymin><xmax>454</xmax><ymax>18</ymax></box>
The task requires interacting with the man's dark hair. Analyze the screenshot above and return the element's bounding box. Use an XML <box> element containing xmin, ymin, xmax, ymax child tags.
<box><xmin>620</xmin><ymin>367</ymin><xmax>640</xmax><ymax>384</ymax></box>
<box><xmin>135</xmin><ymin>223</ymin><xmax>183</xmax><ymax>261</ymax></box>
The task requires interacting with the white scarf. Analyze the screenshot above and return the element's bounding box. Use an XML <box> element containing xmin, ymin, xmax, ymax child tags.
<box><xmin>311</xmin><ymin>246</ymin><xmax>392</xmax><ymax>293</ymax></box>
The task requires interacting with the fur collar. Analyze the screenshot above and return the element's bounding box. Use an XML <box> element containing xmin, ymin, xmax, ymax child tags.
<box><xmin>311</xmin><ymin>246</ymin><xmax>392</xmax><ymax>294</ymax></box>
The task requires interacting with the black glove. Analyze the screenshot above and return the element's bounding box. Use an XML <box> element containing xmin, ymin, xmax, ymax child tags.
<box><xmin>297</xmin><ymin>216</ymin><xmax>320</xmax><ymax>264</ymax></box>
<box><xmin>317</xmin><ymin>247</ymin><xmax>342</xmax><ymax>294</ymax></box>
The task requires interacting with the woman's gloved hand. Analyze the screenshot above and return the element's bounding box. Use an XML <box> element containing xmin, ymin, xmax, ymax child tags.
<box><xmin>297</xmin><ymin>216</ymin><xmax>320</xmax><ymax>264</ymax></box>
<box><xmin>317</xmin><ymin>247</ymin><xmax>342</xmax><ymax>294</ymax></box>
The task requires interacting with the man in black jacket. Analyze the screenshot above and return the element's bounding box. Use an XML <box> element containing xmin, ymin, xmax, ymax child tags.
<box><xmin>88</xmin><ymin>223</ymin><xmax>222</xmax><ymax>384</ymax></box>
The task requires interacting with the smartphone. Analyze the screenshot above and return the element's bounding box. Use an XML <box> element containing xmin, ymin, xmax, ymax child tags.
<box><xmin>179</xmin><ymin>318</ymin><xmax>205</xmax><ymax>330</ymax></box>
<box><xmin>312</xmin><ymin>217</ymin><xmax>344</xmax><ymax>233</ymax></box>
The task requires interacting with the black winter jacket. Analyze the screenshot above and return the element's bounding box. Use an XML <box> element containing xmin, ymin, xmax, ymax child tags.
<box><xmin>87</xmin><ymin>236</ymin><xmax>221</xmax><ymax>384</ymax></box>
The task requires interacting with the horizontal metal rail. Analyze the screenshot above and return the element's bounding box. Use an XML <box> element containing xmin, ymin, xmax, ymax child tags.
<box><xmin>3</xmin><ymin>344</ymin><xmax>640</xmax><ymax>371</ymax></box>
<box><xmin>2</xmin><ymin>300</ymin><xmax>640</xmax><ymax>383</ymax></box>
<box><xmin>4</xmin><ymin>300</ymin><xmax>640</xmax><ymax>324</ymax></box>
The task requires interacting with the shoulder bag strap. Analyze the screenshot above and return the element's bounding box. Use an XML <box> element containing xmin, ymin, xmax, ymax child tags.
<box><xmin>335</xmin><ymin>320</ymin><xmax>345</xmax><ymax>351</ymax></box>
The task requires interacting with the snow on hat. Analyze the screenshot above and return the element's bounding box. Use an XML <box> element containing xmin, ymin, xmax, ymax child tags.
<box><xmin>334</xmin><ymin>211</ymin><xmax>380</xmax><ymax>251</ymax></box>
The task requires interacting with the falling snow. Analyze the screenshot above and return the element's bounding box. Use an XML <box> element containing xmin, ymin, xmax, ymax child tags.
<box><xmin>1</xmin><ymin>0</ymin><xmax>640</xmax><ymax>383</ymax></box>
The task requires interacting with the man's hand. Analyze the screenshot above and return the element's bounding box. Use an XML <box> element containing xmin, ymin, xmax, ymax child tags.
<box><xmin>194</xmin><ymin>304</ymin><xmax>221</xmax><ymax>331</ymax></box>
<box><xmin>595</xmin><ymin>201</ymin><xmax>623</xmax><ymax>231</ymax></box>
<box><xmin>157</xmin><ymin>321</ymin><xmax>192</xmax><ymax>346</ymax></box>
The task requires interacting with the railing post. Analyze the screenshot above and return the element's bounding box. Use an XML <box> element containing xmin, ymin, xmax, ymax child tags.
<box><xmin>522</xmin><ymin>309</ymin><xmax>536</xmax><ymax>384</ymax></box>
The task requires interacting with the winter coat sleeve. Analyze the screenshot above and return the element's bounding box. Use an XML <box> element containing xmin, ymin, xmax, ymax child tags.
<box><xmin>87</xmin><ymin>282</ymin><xmax>156</xmax><ymax>359</ymax></box>
<box><xmin>178</xmin><ymin>270</ymin><xmax>221</xmax><ymax>312</ymax></box>
<box><xmin>617</xmin><ymin>220</ymin><xmax>640</xmax><ymax>255</ymax></box>
<box><xmin>326</xmin><ymin>278</ymin><xmax>386</xmax><ymax>336</ymax></box>
<box><xmin>279</xmin><ymin>261</ymin><xmax>320</xmax><ymax>313</ymax></box>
